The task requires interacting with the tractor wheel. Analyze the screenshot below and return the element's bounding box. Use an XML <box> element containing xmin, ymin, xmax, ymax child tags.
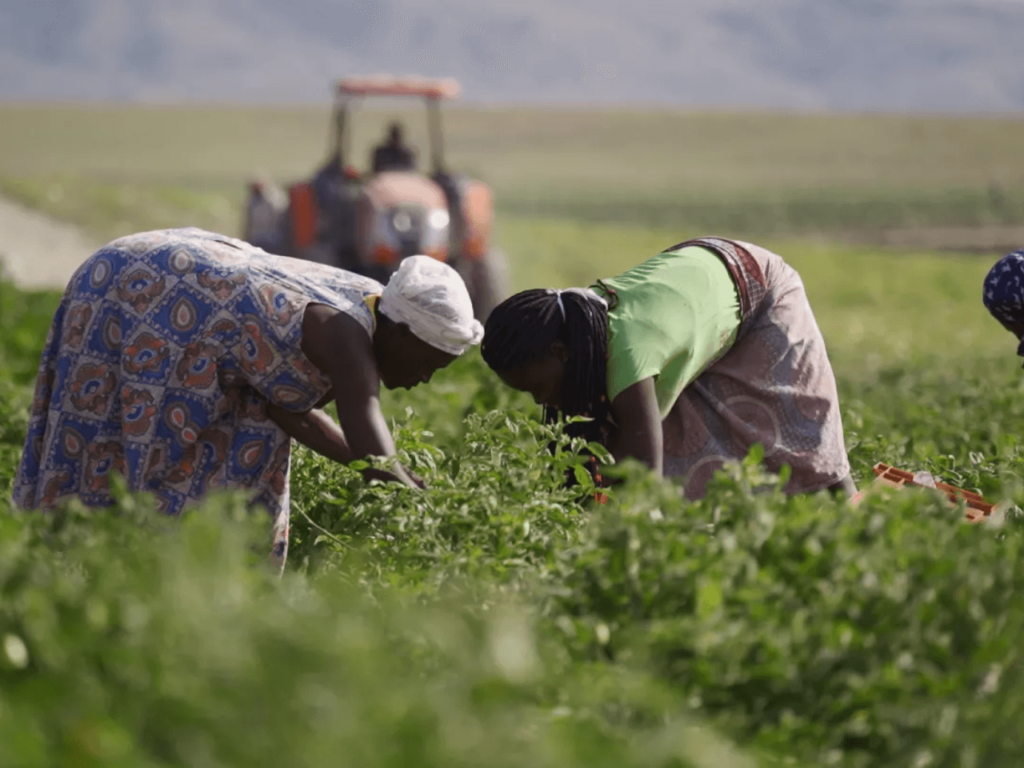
<box><xmin>465</xmin><ymin>247</ymin><xmax>510</xmax><ymax>323</ymax></box>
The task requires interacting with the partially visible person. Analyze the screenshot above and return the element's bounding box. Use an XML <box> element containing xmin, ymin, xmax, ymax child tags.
<box><xmin>371</xmin><ymin>122</ymin><xmax>416</xmax><ymax>173</ymax></box>
<box><xmin>983</xmin><ymin>249</ymin><xmax>1024</xmax><ymax>354</ymax></box>
<box><xmin>481</xmin><ymin>237</ymin><xmax>856</xmax><ymax>500</ymax></box>
<box><xmin>12</xmin><ymin>227</ymin><xmax>482</xmax><ymax>568</ymax></box>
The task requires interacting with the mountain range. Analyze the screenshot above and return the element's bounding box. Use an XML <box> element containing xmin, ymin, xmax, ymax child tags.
<box><xmin>2</xmin><ymin>0</ymin><xmax>1024</xmax><ymax>111</ymax></box>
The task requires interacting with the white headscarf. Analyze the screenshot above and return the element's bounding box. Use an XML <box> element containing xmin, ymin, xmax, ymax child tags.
<box><xmin>379</xmin><ymin>255</ymin><xmax>484</xmax><ymax>356</ymax></box>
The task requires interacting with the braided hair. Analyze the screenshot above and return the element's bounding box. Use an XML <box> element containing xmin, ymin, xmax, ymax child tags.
<box><xmin>481</xmin><ymin>288</ymin><xmax>612</xmax><ymax>445</ymax></box>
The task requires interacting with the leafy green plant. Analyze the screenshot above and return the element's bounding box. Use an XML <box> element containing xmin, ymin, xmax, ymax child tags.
<box><xmin>4</xmin><ymin>220</ymin><xmax>1024</xmax><ymax>768</ymax></box>
<box><xmin>0</xmin><ymin>484</ymin><xmax>757</xmax><ymax>768</ymax></box>
<box><xmin>538</xmin><ymin>452</ymin><xmax>1024</xmax><ymax>766</ymax></box>
<box><xmin>288</xmin><ymin>408</ymin><xmax>606</xmax><ymax>589</ymax></box>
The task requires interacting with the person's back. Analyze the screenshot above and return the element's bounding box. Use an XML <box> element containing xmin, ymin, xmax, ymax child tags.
<box><xmin>480</xmin><ymin>236</ymin><xmax>855</xmax><ymax>500</ymax></box>
<box><xmin>371</xmin><ymin>122</ymin><xmax>416</xmax><ymax>173</ymax></box>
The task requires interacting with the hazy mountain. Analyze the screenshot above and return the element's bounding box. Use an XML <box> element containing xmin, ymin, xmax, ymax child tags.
<box><xmin>2</xmin><ymin>0</ymin><xmax>1024</xmax><ymax>111</ymax></box>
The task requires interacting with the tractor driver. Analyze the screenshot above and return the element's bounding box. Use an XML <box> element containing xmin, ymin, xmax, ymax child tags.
<box><xmin>371</xmin><ymin>122</ymin><xmax>417</xmax><ymax>173</ymax></box>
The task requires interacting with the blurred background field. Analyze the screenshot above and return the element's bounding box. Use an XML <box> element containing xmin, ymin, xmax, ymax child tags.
<box><xmin>2</xmin><ymin>103</ymin><xmax>1020</xmax><ymax>372</ymax></box>
<box><xmin>3</xmin><ymin>104</ymin><xmax>1024</xmax><ymax>257</ymax></box>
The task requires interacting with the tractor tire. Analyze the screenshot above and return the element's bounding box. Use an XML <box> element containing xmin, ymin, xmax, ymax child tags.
<box><xmin>464</xmin><ymin>247</ymin><xmax>510</xmax><ymax>323</ymax></box>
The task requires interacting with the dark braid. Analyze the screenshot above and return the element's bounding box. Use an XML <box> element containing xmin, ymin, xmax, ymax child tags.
<box><xmin>482</xmin><ymin>288</ymin><xmax>612</xmax><ymax>446</ymax></box>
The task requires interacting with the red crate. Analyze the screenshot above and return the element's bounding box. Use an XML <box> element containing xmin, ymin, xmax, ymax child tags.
<box><xmin>864</xmin><ymin>463</ymin><xmax>996</xmax><ymax>522</ymax></box>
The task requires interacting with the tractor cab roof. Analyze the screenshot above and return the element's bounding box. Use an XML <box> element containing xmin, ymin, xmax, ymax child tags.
<box><xmin>330</xmin><ymin>75</ymin><xmax>461</xmax><ymax>174</ymax></box>
<box><xmin>336</xmin><ymin>76</ymin><xmax>461</xmax><ymax>100</ymax></box>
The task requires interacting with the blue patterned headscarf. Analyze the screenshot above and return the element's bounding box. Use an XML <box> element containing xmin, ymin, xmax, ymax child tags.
<box><xmin>983</xmin><ymin>249</ymin><xmax>1024</xmax><ymax>359</ymax></box>
<box><xmin>983</xmin><ymin>250</ymin><xmax>1024</xmax><ymax>326</ymax></box>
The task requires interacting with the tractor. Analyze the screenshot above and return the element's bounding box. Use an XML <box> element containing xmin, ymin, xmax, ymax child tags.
<box><xmin>240</xmin><ymin>75</ymin><xmax>509</xmax><ymax>321</ymax></box>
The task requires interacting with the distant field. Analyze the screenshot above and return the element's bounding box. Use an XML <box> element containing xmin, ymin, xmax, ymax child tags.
<box><xmin>4</xmin><ymin>104</ymin><xmax>1024</xmax><ymax>190</ymax></box>
<box><xmin>2</xmin><ymin>104</ymin><xmax>1024</xmax><ymax>259</ymax></box>
<box><xmin>0</xmin><ymin>102</ymin><xmax>1018</xmax><ymax>374</ymax></box>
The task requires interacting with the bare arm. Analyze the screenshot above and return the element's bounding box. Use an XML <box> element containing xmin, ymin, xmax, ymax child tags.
<box><xmin>266</xmin><ymin>403</ymin><xmax>353</xmax><ymax>464</ymax></box>
<box><xmin>267</xmin><ymin>402</ymin><xmax>421</xmax><ymax>487</ymax></box>
<box><xmin>298</xmin><ymin>303</ymin><xmax>421</xmax><ymax>488</ymax></box>
<box><xmin>609</xmin><ymin>378</ymin><xmax>857</xmax><ymax>496</ymax></box>
<box><xmin>609</xmin><ymin>377</ymin><xmax>664</xmax><ymax>476</ymax></box>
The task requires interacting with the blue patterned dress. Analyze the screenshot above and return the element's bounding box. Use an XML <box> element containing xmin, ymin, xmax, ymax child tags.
<box><xmin>13</xmin><ymin>228</ymin><xmax>384</xmax><ymax>568</ymax></box>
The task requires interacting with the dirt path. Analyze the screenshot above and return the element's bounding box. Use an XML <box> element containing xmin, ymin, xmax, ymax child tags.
<box><xmin>0</xmin><ymin>194</ymin><xmax>99</xmax><ymax>290</ymax></box>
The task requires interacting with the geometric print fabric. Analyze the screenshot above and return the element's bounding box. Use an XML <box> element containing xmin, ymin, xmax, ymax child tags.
<box><xmin>13</xmin><ymin>227</ymin><xmax>384</xmax><ymax>569</ymax></box>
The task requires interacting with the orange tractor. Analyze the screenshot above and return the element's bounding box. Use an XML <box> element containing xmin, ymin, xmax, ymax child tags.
<box><xmin>241</xmin><ymin>75</ymin><xmax>509</xmax><ymax>320</ymax></box>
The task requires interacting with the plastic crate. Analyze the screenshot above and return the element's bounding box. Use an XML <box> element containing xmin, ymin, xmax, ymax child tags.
<box><xmin>852</xmin><ymin>463</ymin><xmax>996</xmax><ymax>522</ymax></box>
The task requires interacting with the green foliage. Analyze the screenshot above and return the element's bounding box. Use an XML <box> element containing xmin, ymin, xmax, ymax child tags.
<box><xmin>0</xmin><ymin>280</ymin><xmax>61</xmax><ymax>387</ymax></box>
<box><xmin>538</xmin><ymin>457</ymin><xmax>1024</xmax><ymax>767</ymax></box>
<box><xmin>842</xmin><ymin>361</ymin><xmax>1024</xmax><ymax>497</ymax></box>
<box><xmin>0</xmin><ymin>281</ymin><xmax>62</xmax><ymax>501</ymax></box>
<box><xmin>5</xmin><ymin>109</ymin><xmax>1024</xmax><ymax>762</ymax></box>
<box><xmin>0</xmin><ymin>491</ymin><xmax>751</xmax><ymax>768</ymax></box>
<box><xmin>6</xmin><ymin>236</ymin><xmax>1024</xmax><ymax>764</ymax></box>
<box><xmin>287</xmin><ymin>408</ymin><xmax>601</xmax><ymax>588</ymax></box>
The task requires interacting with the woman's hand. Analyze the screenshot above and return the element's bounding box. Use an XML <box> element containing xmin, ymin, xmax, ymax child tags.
<box><xmin>364</xmin><ymin>466</ymin><xmax>427</xmax><ymax>489</ymax></box>
<box><xmin>406</xmin><ymin>469</ymin><xmax>427</xmax><ymax>489</ymax></box>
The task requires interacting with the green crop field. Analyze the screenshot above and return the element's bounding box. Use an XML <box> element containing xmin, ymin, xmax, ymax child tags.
<box><xmin>3</xmin><ymin>105</ymin><xmax>1024</xmax><ymax>767</ymax></box>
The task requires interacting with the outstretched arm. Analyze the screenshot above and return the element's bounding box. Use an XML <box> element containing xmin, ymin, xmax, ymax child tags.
<box><xmin>267</xmin><ymin>403</ymin><xmax>423</xmax><ymax>487</ymax></box>
<box><xmin>295</xmin><ymin>303</ymin><xmax>422</xmax><ymax>488</ymax></box>
<box><xmin>266</xmin><ymin>403</ymin><xmax>353</xmax><ymax>464</ymax></box>
<box><xmin>609</xmin><ymin>377</ymin><xmax>664</xmax><ymax>476</ymax></box>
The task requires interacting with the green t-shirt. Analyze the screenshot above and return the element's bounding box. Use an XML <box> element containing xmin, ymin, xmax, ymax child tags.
<box><xmin>591</xmin><ymin>245</ymin><xmax>741</xmax><ymax>418</ymax></box>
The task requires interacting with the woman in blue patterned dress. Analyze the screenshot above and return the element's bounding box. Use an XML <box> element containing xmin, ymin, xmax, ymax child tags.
<box><xmin>12</xmin><ymin>227</ymin><xmax>483</xmax><ymax>568</ymax></box>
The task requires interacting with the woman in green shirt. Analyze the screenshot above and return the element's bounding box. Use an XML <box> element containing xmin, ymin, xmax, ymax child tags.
<box><xmin>481</xmin><ymin>237</ymin><xmax>856</xmax><ymax>499</ymax></box>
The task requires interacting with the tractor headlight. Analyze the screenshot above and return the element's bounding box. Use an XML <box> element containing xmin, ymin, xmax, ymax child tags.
<box><xmin>391</xmin><ymin>210</ymin><xmax>413</xmax><ymax>234</ymax></box>
<box><xmin>427</xmin><ymin>209</ymin><xmax>450</xmax><ymax>229</ymax></box>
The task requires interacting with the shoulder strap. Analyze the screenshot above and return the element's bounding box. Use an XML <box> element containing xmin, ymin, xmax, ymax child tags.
<box><xmin>662</xmin><ymin>237</ymin><xmax>767</xmax><ymax>321</ymax></box>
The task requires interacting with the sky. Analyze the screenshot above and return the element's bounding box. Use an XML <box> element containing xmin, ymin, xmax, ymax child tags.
<box><xmin>2</xmin><ymin>0</ymin><xmax>1024</xmax><ymax>111</ymax></box>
